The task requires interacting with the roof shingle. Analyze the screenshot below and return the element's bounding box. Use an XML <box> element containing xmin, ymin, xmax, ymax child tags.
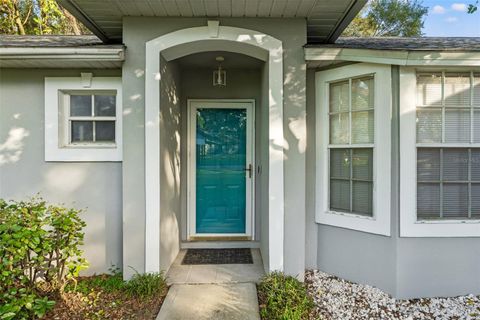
<box><xmin>307</xmin><ymin>37</ymin><xmax>480</xmax><ymax>51</ymax></box>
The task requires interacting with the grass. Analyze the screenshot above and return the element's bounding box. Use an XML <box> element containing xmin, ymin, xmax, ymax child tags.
<box><xmin>257</xmin><ymin>272</ymin><xmax>317</xmax><ymax>320</ymax></box>
<box><xmin>49</xmin><ymin>268</ymin><xmax>168</xmax><ymax>320</ymax></box>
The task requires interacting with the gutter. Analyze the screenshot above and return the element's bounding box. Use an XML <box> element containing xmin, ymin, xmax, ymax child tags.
<box><xmin>0</xmin><ymin>47</ymin><xmax>125</xmax><ymax>61</ymax></box>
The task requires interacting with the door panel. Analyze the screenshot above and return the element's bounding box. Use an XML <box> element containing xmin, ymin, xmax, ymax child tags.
<box><xmin>195</xmin><ymin>108</ymin><xmax>247</xmax><ymax>234</ymax></box>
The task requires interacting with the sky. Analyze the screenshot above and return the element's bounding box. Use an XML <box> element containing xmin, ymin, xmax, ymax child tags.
<box><xmin>421</xmin><ymin>0</ymin><xmax>480</xmax><ymax>36</ymax></box>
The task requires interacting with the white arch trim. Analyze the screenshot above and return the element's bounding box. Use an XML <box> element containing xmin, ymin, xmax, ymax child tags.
<box><xmin>144</xmin><ymin>24</ymin><xmax>284</xmax><ymax>273</ymax></box>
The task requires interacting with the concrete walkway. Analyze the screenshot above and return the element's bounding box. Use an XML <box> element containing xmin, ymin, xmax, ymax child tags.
<box><xmin>156</xmin><ymin>249</ymin><xmax>264</xmax><ymax>320</ymax></box>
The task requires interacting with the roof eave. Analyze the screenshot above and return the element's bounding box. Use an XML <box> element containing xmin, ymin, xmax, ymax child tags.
<box><xmin>324</xmin><ymin>0</ymin><xmax>367</xmax><ymax>44</ymax></box>
<box><xmin>305</xmin><ymin>47</ymin><xmax>480</xmax><ymax>67</ymax></box>
<box><xmin>57</xmin><ymin>0</ymin><xmax>115</xmax><ymax>43</ymax></box>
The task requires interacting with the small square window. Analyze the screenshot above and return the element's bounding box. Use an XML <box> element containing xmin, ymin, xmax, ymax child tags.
<box><xmin>45</xmin><ymin>76</ymin><xmax>122</xmax><ymax>162</ymax></box>
<box><xmin>66</xmin><ymin>92</ymin><xmax>117</xmax><ymax>145</ymax></box>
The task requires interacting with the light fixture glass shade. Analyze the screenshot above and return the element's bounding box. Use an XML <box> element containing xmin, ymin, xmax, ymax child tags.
<box><xmin>213</xmin><ymin>66</ymin><xmax>226</xmax><ymax>87</ymax></box>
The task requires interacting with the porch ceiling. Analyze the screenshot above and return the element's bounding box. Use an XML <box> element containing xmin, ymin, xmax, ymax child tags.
<box><xmin>57</xmin><ymin>0</ymin><xmax>366</xmax><ymax>44</ymax></box>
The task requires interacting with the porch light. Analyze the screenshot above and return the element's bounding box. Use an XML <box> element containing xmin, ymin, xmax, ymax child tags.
<box><xmin>213</xmin><ymin>56</ymin><xmax>226</xmax><ymax>87</ymax></box>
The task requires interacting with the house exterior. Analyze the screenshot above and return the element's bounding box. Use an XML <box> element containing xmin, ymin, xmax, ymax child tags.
<box><xmin>1</xmin><ymin>0</ymin><xmax>479</xmax><ymax>299</ymax></box>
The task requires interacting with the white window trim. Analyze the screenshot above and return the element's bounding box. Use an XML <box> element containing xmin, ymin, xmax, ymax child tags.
<box><xmin>45</xmin><ymin>77</ymin><xmax>122</xmax><ymax>162</ymax></box>
<box><xmin>316</xmin><ymin>63</ymin><xmax>392</xmax><ymax>236</ymax></box>
<box><xmin>400</xmin><ymin>67</ymin><xmax>480</xmax><ymax>237</ymax></box>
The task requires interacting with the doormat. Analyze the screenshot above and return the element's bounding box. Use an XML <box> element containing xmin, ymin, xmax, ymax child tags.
<box><xmin>182</xmin><ymin>248</ymin><xmax>253</xmax><ymax>265</ymax></box>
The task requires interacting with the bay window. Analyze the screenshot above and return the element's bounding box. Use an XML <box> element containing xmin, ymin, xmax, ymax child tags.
<box><xmin>329</xmin><ymin>77</ymin><xmax>374</xmax><ymax>216</ymax></box>
<box><xmin>400</xmin><ymin>69</ymin><xmax>480</xmax><ymax>237</ymax></box>
<box><xmin>316</xmin><ymin>63</ymin><xmax>391</xmax><ymax>236</ymax></box>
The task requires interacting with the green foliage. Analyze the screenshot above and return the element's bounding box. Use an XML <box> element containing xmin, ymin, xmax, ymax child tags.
<box><xmin>124</xmin><ymin>270</ymin><xmax>167</xmax><ymax>299</ymax></box>
<box><xmin>468</xmin><ymin>1</ymin><xmax>478</xmax><ymax>13</ymax></box>
<box><xmin>0</xmin><ymin>197</ymin><xmax>88</xmax><ymax>319</ymax></box>
<box><xmin>0</xmin><ymin>0</ymin><xmax>90</xmax><ymax>35</ymax></box>
<box><xmin>66</xmin><ymin>268</ymin><xmax>126</xmax><ymax>295</ymax></box>
<box><xmin>67</xmin><ymin>268</ymin><xmax>167</xmax><ymax>299</ymax></box>
<box><xmin>343</xmin><ymin>0</ymin><xmax>429</xmax><ymax>37</ymax></box>
<box><xmin>257</xmin><ymin>272</ymin><xmax>315</xmax><ymax>320</ymax></box>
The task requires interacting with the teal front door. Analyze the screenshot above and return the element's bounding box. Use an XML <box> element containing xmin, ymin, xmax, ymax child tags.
<box><xmin>189</xmin><ymin>101</ymin><xmax>254</xmax><ymax>236</ymax></box>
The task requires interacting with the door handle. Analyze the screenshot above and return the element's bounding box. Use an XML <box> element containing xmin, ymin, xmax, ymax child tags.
<box><xmin>244</xmin><ymin>164</ymin><xmax>253</xmax><ymax>178</ymax></box>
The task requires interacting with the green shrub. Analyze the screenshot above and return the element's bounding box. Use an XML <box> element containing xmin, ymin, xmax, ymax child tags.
<box><xmin>124</xmin><ymin>270</ymin><xmax>167</xmax><ymax>298</ymax></box>
<box><xmin>0</xmin><ymin>198</ymin><xmax>88</xmax><ymax>319</ymax></box>
<box><xmin>257</xmin><ymin>272</ymin><xmax>315</xmax><ymax>320</ymax></box>
<box><xmin>66</xmin><ymin>268</ymin><xmax>126</xmax><ymax>295</ymax></box>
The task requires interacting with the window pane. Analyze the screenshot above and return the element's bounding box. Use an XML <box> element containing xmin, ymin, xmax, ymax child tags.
<box><xmin>352</xmin><ymin>181</ymin><xmax>373</xmax><ymax>216</ymax></box>
<box><xmin>71</xmin><ymin>121</ymin><xmax>93</xmax><ymax>142</ymax></box>
<box><xmin>471</xmin><ymin>150</ymin><xmax>480</xmax><ymax>181</ymax></box>
<box><xmin>444</xmin><ymin>73</ymin><xmax>471</xmax><ymax>106</ymax></box>
<box><xmin>443</xmin><ymin>149</ymin><xmax>468</xmax><ymax>181</ymax></box>
<box><xmin>474</xmin><ymin>73</ymin><xmax>480</xmax><ymax>106</ymax></box>
<box><xmin>70</xmin><ymin>95</ymin><xmax>92</xmax><ymax>116</ymax></box>
<box><xmin>417</xmin><ymin>148</ymin><xmax>440</xmax><ymax>181</ymax></box>
<box><xmin>443</xmin><ymin>183</ymin><xmax>468</xmax><ymax>219</ymax></box>
<box><xmin>445</xmin><ymin>109</ymin><xmax>470</xmax><ymax>143</ymax></box>
<box><xmin>474</xmin><ymin>111</ymin><xmax>480</xmax><ymax>143</ymax></box>
<box><xmin>330</xmin><ymin>81</ymin><xmax>349</xmax><ymax>112</ymax></box>
<box><xmin>471</xmin><ymin>184</ymin><xmax>480</xmax><ymax>218</ymax></box>
<box><xmin>417</xmin><ymin>183</ymin><xmax>440</xmax><ymax>219</ymax></box>
<box><xmin>352</xmin><ymin>148</ymin><xmax>373</xmax><ymax>180</ymax></box>
<box><xmin>330</xmin><ymin>113</ymin><xmax>349</xmax><ymax>144</ymax></box>
<box><xmin>417</xmin><ymin>73</ymin><xmax>442</xmax><ymax>106</ymax></box>
<box><xmin>352</xmin><ymin>111</ymin><xmax>374</xmax><ymax>144</ymax></box>
<box><xmin>416</xmin><ymin>109</ymin><xmax>442</xmax><ymax>143</ymax></box>
<box><xmin>330</xmin><ymin>149</ymin><xmax>350</xmax><ymax>179</ymax></box>
<box><xmin>94</xmin><ymin>95</ymin><xmax>116</xmax><ymax>116</ymax></box>
<box><xmin>95</xmin><ymin>121</ymin><xmax>115</xmax><ymax>142</ymax></box>
<box><xmin>330</xmin><ymin>179</ymin><xmax>350</xmax><ymax>212</ymax></box>
<box><xmin>352</xmin><ymin>77</ymin><xmax>374</xmax><ymax>110</ymax></box>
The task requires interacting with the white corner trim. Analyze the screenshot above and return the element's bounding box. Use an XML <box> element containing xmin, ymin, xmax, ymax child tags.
<box><xmin>144</xmin><ymin>25</ymin><xmax>284</xmax><ymax>273</ymax></box>
<box><xmin>399</xmin><ymin>67</ymin><xmax>480</xmax><ymax>237</ymax></box>
<box><xmin>305</xmin><ymin>47</ymin><xmax>480</xmax><ymax>67</ymax></box>
<box><xmin>44</xmin><ymin>77</ymin><xmax>122</xmax><ymax>162</ymax></box>
<box><xmin>315</xmin><ymin>63</ymin><xmax>392</xmax><ymax>236</ymax></box>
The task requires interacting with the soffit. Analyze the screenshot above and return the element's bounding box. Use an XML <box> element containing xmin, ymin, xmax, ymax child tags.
<box><xmin>57</xmin><ymin>0</ymin><xmax>366</xmax><ymax>43</ymax></box>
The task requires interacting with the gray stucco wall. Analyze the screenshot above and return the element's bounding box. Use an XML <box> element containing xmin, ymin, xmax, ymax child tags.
<box><xmin>0</xmin><ymin>68</ymin><xmax>123</xmax><ymax>275</ymax></box>
<box><xmin>159</xmin><ymin>57</ymin><xmax>182</xmax><ymax>271</ymax></box>
<box><xmin>178</xmin><ymin>66</ymin><xmax>263</xmax><ymax>242</ymax></box>
<box><xmin>310</xmin><ymin>64</ymin><xmax>480</xmax><ymax>298</ymax></box>
<box><xmin>305</xmin><ymin>69</ymin><xmax>318</xmax><ymax>269</ymax></box>
<box><xmin>122</xmin><ymin>17</ymin><xmax>307</xmax><ymax>277</ymax></box>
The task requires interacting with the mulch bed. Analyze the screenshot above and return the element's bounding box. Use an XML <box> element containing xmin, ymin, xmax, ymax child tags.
<box><xmin>44</xmin><ymin>278</ymin><xmax>168</xmax><ymax>320</ymax></box>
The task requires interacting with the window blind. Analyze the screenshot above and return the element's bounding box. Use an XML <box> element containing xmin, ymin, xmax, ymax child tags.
<box><xmin>329</xmin><ymin>75</ymin><xmax>374</xmax><ymax>217</ymax></box>
<box><xmin>416</xmin><ymin>72</ymin><xmax>480</xmax><ymax>220</ymax></box>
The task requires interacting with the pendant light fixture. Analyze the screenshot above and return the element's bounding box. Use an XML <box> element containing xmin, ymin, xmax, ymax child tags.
<box><xmin>213</xmin><ymin>56</ymin><xmax>226</xmax><ymax>87</ymax></box>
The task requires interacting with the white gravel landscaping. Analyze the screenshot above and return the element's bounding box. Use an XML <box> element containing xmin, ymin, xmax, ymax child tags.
<box><xmin>305</xmin><ymin>270</ymin><xmax>480</xmax><ymax>320</ymax></box>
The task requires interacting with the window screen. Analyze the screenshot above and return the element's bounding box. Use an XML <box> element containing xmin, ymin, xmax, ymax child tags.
<box><xmin>416</xmin><ymin>72</ymin><xmax>480</xmax><ymax>220</ymax></box>
<box><xmin>68</xmin><ymin>93</ymin><xmax>116</xmax><ymax>144</ymax></box>
<box><xmin>329</xmin><ymin>76</ymin><xmax>374</xmax><ymax>217</ymax></box>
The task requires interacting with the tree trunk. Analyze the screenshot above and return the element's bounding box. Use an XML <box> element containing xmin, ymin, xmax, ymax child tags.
<box><xmin>62</xmin><ymin>8</ymin><xmax>81</xmax><ymax>35</ymax></box>
<box><xmin>12</xmin><ymin>0</ymin><xmax>26</xmax><ymax>35</ymax></box>
<box><xmin>14</xmin><ymin>15</ymin><xmax>25</xmax><ymax>34</ymax></box>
